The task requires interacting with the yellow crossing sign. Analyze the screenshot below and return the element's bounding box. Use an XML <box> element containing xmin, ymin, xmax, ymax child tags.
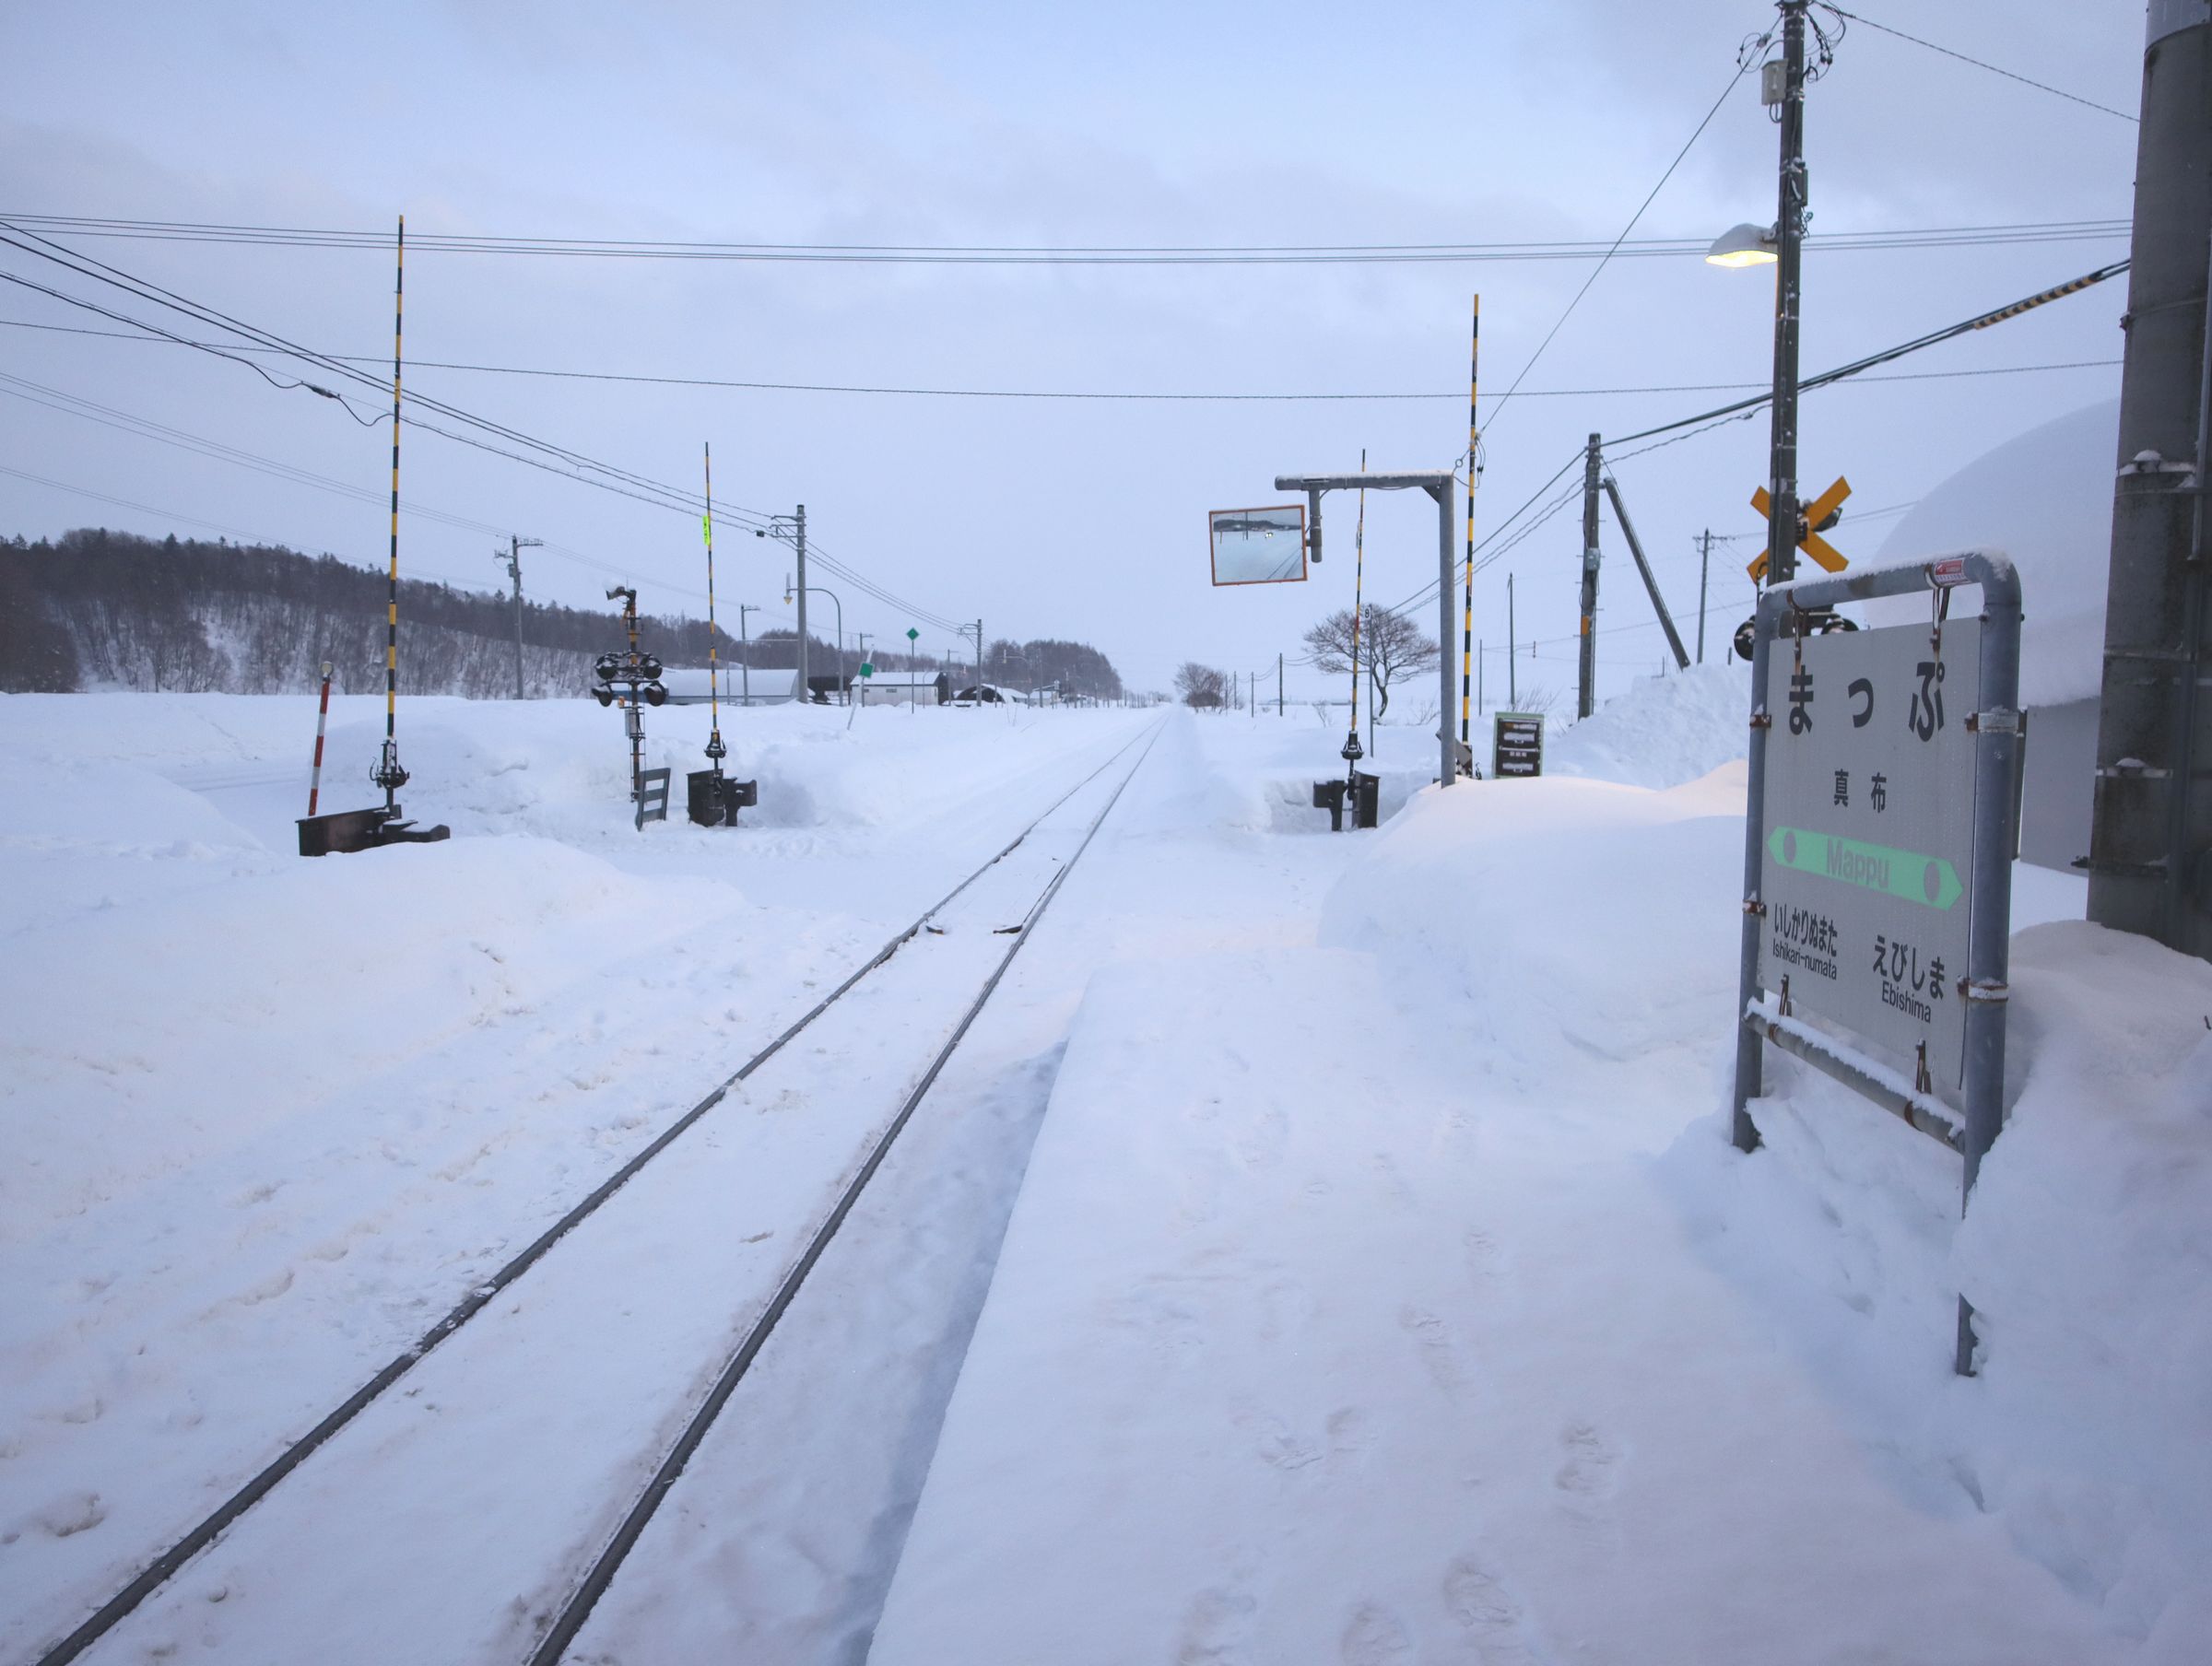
<box><xmin>1747</xmin><ymin>475</ymin><xmax>1852</xmax><ymax>581</ymax></box>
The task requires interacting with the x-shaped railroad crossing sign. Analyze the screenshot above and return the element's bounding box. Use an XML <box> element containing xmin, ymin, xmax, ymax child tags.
<box><xmin>1747</xmin><ymin>475</ymin><xmax>1852</xmax><ymax>581</ymax></box>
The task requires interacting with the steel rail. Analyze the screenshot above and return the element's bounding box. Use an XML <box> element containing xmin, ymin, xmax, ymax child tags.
<box><xmin>525</xmin><ymin>719</ymin><xmax>1166</xmax><ymax>1666</ymax></box>
<box><xmin>28</xmin><ymin>719</ymin><xmax>1159</xmax><ymax>1666</ymax></box>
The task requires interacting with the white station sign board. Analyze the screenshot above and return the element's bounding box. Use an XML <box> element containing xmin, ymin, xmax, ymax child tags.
<box><xmin>1757</xmin><ymin>617</ymin><xmax>1983</xmax><ymax>1093</ymax></box>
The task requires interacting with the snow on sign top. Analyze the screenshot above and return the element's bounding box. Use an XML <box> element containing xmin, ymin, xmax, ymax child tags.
<box><xmin>1209</xmin><ymin>504</ymin><xmax>1307</xmax><ymax>586</ymax></box>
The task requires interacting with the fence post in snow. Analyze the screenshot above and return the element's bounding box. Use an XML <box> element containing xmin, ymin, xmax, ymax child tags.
<box><xmin>307</xmin><ymin>661</ymin><xmax>334</xmax><ymax>816</ymax></box>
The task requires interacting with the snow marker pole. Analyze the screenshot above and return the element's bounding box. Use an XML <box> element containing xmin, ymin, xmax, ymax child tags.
<box><xmin>371</xmin><ymin>215</ymin><xmax>409</xmax><ymax>813</ymax></box>
<box><xmin>1344</xmin><ymin>449</ymin><xmax>1367</xmax><ymax>792</ymax></box>
<box><xmin>702</xmin><ymin>442</ymin><xmax>725</xmax><ymax>776</ymax></box>
<box><xmin>1461</xmin><ymin>294</ymin><xmax>1479</xmax><ymax>762</ymax></box>
<box><xmin>307</xmin><ymin>660</ymin><xmax>333</xmax><ymax>815</ymax></box>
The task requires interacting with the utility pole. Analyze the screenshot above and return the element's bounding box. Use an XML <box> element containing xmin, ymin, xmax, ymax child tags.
<box><xmin>756</xmin><ymin>507</ymin><xmax>807</xmax><ymax>698</ymax></box>
<box><xmin>1765</xmin><ymin>2</ymin><xmax>1810</xmax><ymax>590</ymax></box>
<box><xmin>1578</xmin><ymin>433</ymin><xmax>1601</xmax><ymax>718</ymax></box>
<box><xmin>1508</xmin><ymin>575</ymin><xmax>1517</xmax><ymax>708</ymax></box>
<box><xmin>794</xmin><ymin>505</ymin><xmax>808</xmax><ymax>699</ymax></box>
<box><xmin>1697</xmin><ymin>530</ymin><xmax>1712</xmax><ymax>664</ymax></box>
<box><xmin>2087</xmin><ymin>0</ymin><xmax>2212</xmax><ymax>960</ymax></box>
<box><xmin>854</xmin><ymin>631</ymin><xmax>872</xmax><ymax>710</ymax></box>
<box><xmin>1277</xmin><ymin>651</ymin><xmax>1284</xmax><ymax>717</ymax></box>
<box><xmin>736</xmin><ymin>602</ymin><xmax>759</xmax><ymax>704</ymax></box>
<box><xmin>494</xmin><ymin>534</ymin><xmax>540</xmax><ymax>701</ymax></box>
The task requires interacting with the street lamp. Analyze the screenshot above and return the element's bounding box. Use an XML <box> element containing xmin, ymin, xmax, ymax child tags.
<box><xmin>783</xmin><ymin>578</ymin><xmax>843</xmax><ymax>703</ymax></box>
<box><xmin>1703</xmin><ymin>222</ymin><xmax>1777</xmax><ymax>268</ymax></box>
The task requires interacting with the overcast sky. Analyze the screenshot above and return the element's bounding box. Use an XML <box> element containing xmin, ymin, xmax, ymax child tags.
<box><xmin>0</xmin><ymin>1</ymin><xmax>2146</xmax><ymax>703</ymax></box>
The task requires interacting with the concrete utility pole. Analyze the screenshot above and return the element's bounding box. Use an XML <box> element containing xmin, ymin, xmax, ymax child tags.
<box><xmin>756</xmin><ymin>508</ymin><xmax>807</xmax><ymax>698</ymax></box>
<box><xmin>794</xmin><ymin>505</ymin><xmax>808</xmax><ymax>698</ymax></box>
<box><xmin>1277</xmin><ymin>651</ymin><xmax>1284</xmax><ymax>716</ymax></box>
<box><xmin>495</xmin><ymin>534</ymin><xmax>541</xmax><ymax>700</ymax></box>
<box><xmin>1508</xmin><ymin>574</ymin><xmax>1517</xmax><ymax>708</ymax></box>
<box><xmin>2088</xmin><ymin>0</ymin><xmax>2212</xmax><ymax>960</ymax></box>
<box><xmin>1275</xmin><ymin>468</ymin><xmax>1459</xmax><ymax>788</ymax></box>
<box><xmin>1578</xmin><ymin>434</ymin><xmax>1602</xmax><ymax>718</ymax></box>
<box><xmin>1765</xmin><ymin>1</ymin><xmax>1811</xmax><ymax>590</ymax></box>
<box><xmin>1697</xmin><ymin>530</ymin><xmax>1713</xmax><ymax>664</ymax></box>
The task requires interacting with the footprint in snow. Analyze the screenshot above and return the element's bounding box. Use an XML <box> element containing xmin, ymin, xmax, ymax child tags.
<box><xmin>1340</xmin><ymin>1601</ymin><xmax>1413</xmax><ymax>1663</ymax></box>
<box><xmin>1443</xmin><ymin>1555</ymin><xmax>1542</xmax><ymax>1663</ymax></box>
<box><xmin>1554</xmin><ymin>1422</ymin><xmax>1623</xmax><ymax>1549</ymax></box>
<box><xmin>1174</xmin><ymin>1584</ymin><xmax>1256</xmax><ymax>1664</ymax></box>
<box><xmin>1399</xmin><ymin>1306</ymin><xmax>1471</xmax><ymax>1399</ymax></box>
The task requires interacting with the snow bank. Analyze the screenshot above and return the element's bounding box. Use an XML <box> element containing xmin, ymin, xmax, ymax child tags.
<box><xmin>876</xmin><ymin>763</ymin><xmax>2166</xmax><ymax>1661</ymax></box>
<box><xmin>1318</xmin><ymin>767</ymin><xmax>1747</xmax><ymax>1086</ymax></box>
<box><xmin>1862</xmin><ymin>399</ymin><xmax>2118</xmax><ymax>707</ymax></box>
<box><xmin>1547</xmin><ymin>661</ymin><xmax>1751</xmax><ymax>790</ymax></box>
<box><xmin>0</xmin><ymin>834</ymin><xmax>746</xmax><ymax>1238</ymax></box>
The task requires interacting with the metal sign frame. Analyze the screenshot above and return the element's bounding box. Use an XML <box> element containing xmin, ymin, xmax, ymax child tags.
<box><xmin>1731</xmin><ymin>549</ymin><xmax>2023</xmax><ymax>1376</ymax></box>
<box><xmin>1208</xmin><ymin>503</ymin><xmax>1309</xmax><ymax>587</ymax></box>
<box><xmin>1492</xmin><ymin>710</ymin><xmax>1545</xmax><ymax>779</ymax></box>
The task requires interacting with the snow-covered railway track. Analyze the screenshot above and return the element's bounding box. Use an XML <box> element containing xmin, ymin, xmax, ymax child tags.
<box><xmin>29</xmin><ymin>719</ymin><xmax>1162</xmax><ymax>1666</ymax></box>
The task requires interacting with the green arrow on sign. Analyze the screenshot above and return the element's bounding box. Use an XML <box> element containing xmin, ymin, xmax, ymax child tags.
<box><xmin>1767</xmin><ymin>827</ymin><xmax>1964</xmax><ymax>910</ymax></box>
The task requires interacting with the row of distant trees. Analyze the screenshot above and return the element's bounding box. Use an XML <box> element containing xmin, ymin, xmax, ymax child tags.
<box><xmin>982</xmin><ymin>637</ymin><xmax>1125</xmax><ymax>702</ymax></box>
<box><xmin>1173</xmin><ymin>605</ymin><xmax>1441</xmax><ymax>713</ymax></box>
<box><xmin>0</xmin><ymin>529</ymin><xmax>1124</xmax><ymax>699</ymax></box>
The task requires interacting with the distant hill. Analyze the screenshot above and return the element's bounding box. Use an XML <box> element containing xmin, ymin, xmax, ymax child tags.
<box><xmin>0</xmin><ymin>529</ymin><xmax>947</xmax><ymax>698</ymax></box>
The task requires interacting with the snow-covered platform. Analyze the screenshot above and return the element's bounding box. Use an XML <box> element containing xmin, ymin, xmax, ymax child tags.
<box><xmin>872</xmin><ymin>769</ymin><xmax>2212</xmax><ymax>1664</ymax></box>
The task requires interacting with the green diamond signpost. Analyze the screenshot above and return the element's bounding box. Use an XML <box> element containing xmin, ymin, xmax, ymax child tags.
<box><xmin>1733</xmin><ymin>553</ymin><xmax>2024</xmax><ymax>1376</ymax></box>
<box><xmin>907</xmin><ymin>628</ymin><xmax>919</xmax><ymax>710</ymax></box>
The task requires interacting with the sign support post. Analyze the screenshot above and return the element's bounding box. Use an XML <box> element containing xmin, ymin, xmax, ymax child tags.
<box><xmin>1275</xmin><ymin>468</ymin><xmax>1460</xmax><ymax>790</ymax></box>
<box><xmin>1731</xmin><ymin>550</ymin><xmax>2023</xmax><ymax>1376</ymax></box>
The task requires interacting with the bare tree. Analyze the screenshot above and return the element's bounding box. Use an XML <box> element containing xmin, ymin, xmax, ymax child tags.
<box><xmin>1512</xmin><ymin>682</ymin><xmax>1564</xmax><ymax>720</ymax></box>
<box><xmin>1173</xmin><ymin>662</ymin><xmax>1228</xmax><ymax>710</ymax></box>
<box><xmin>1301</xmin><ymin>604</ymin><xmax>1439</xmax><ymax>720</ymax></box>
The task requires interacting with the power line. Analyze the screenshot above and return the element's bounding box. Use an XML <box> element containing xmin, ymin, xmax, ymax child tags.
<box><xmin>0</xmin><ymin>370</ymin><xmax>682</xmax><ymax>595</ymax></box>
<box><xmin>1485</xmin><ymin>18</ymin><xmax>1775</xmax><ymax>436</ymax></box>
<box><xmin>0</xmin><ymin>314</ymin><xmax>2122</xmax><ymax>405</ymax></box>
<box><xmin>0</xmin><ymin>212</ymin><xmax>2132</xmax><ymax>264</ymax></box>
<box><xmin>1823</xmin><ymin>6</ymin><xmax>2137</xmax><ymax>123</ymax></box>
<box><xmin>0</xmin><ymin>218</ymin><xmax>971</xmax><ymax>635</ymax></box>
<box><xmin>1610</xmin><ymin>257</ymin><xmax>2130</xmax><ymax>444</ymax></box>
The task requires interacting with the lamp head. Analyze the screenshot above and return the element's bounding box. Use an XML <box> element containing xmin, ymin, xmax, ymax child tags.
<box><xmin>1705</xmin><ymin>222</ymin><xmax>1779</xmax><ymax>268</ymax></box>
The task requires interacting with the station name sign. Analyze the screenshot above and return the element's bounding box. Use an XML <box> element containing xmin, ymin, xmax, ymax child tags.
<box><xmin>1756</xmin><ymin>617</ymin><xmax>1981</xmax><ymax>1091</ymax></box>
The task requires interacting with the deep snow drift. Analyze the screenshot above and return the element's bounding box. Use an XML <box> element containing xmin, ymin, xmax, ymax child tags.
<box><xmin>6</xmin><ymin>683</ymin><xmax>2205</xmax><ymax>1666</ymax></box>
<box><xmin>872</xmin><ymin>731</ymin><xmax>2209</xmax><ymax>1661</ymax></box>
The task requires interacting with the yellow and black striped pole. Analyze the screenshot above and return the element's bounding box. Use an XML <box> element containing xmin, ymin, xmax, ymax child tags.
<box><xmin>1460</xmin><ymin>294</ymin><xmax>1479</xmax><ymax>759</ymax></box>
<box><xmin>372</xmin><ymin>214</ymin><xmax>409</xmax><ymax>810</ymax></box>
<box><xmin>1344</xmin><ymin>449</ymin><xmax>1367</xmax><ymax>768</ymax></box>
<box><xmin>702</xmin><ymin>441</ymin><xmax>726</xmax><ymax>772</ymax></box>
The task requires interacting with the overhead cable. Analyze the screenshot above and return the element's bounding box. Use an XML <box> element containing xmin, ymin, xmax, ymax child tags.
<box><xmin>0</xmin><ymin>314</ymin><xmax>2122</xmax><ymax>405</ymax></box>
<box><xmin>0</xmin><ymin>212</ymin><xmax>2131</xmax><ymax>264</ymax></box>
<box><xmin>1823</xmin><ymin>6</ymin><xmax>2137</xmax><ymax>123</ymax></box>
